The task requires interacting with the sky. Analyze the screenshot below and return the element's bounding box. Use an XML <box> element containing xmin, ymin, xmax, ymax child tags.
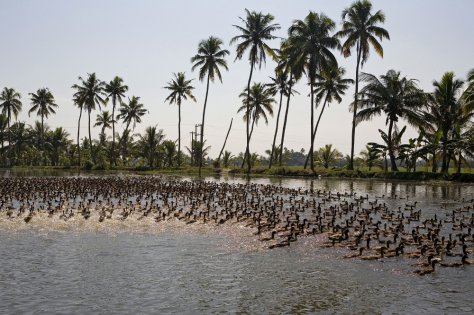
<box><xmin>1</xmin><ymin>0</ymin><xmax>473</xmax><ymax>158</ymax></box>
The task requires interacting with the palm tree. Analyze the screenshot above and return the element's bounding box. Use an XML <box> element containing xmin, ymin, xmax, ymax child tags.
<box><xmin>0</xmin><ymin>87</ymin><xmax>22</xmax><ymax>164</ymax></box>
<box><xmin>105</xmin><ymin>76</ymin><xmax>128</xmax><ymax>165</ymax></box>
<box><xmin>266</xmin><ymin>68</ymin><xmax>291</xmax><ymax>169</ymax></box>
<box><xmin>161</xmin><ymin>139</ymin><xmax>177</xmax><ymax>168</ymax></box>
<box><xmin>117</xmin><ymin>96</ymin><xmax>147</xmax><ymax>134</ymax></box>
<box><xmin>71</xmin><ymin>73</ymin><xmax>106</xmax><ymax>160</ymax></box>
<box><xmin>222</xmin><ymin>150</ymin><xmax>233</xmax><ymax>168</ymax></box>
<box><xmin>314</xmin><ymin>144</ymin><xmax>343</xmax><ymax>169</ymax></box>
<box><xmin>336</xmin><ymin>0</ymin><xmax>390</xmax><ymax>170</ymax></box>
<box><xmin>237</xmin><ymin>83</ymin><xmax>275</xmax><ymax>166</ymax></box>
<box><xmin>28</xmin><ymin>88</ymin><xmax>57</xmax><ymax>164</ymax></box>
<box><xmin>368</xmin><ymin>126</ymin><xmax>406</xmax><ymax>173</ymax></box>
<box><xmin>356</xmin><ymin>70</ymin><xmax>425</xmax><ymax>171</ymax></box>
<box><xmin>191</xmin><ymin>36</ymin><xmax>229</xmax><ymax>176</ymax></box>
<box><xmin>287</xmin><ymin>12</ymin><xmax>339</xmax><ymax>173</ymax></box>
<box><xmin>164</xmin><ymin>72</ymin><xmax>196</xmax><ymax>167</ymax></box>
<box><xmin>0</xmin><ymin>114</ymin><xmax>7</xmax><ymax>163</ymax></box>
<box><xmin>304</xmin><ymin>66</ymin><xmax>353</xmax><ymax>168</ymax></box>
<box><xmin>72</xmin><ymin>94</ymin><xmax>84</xmax><ymax>166</ymax></box>
<box><xmin>94</xmin><ymin>110</ymin><xmax>113</xmax><ymax>144</ymax></box>
<box><xmin>230</xmin><ymin>9</ymin><xmax>280</xmax><ymax>174</ymax></box>
<box><xmin>47</xmin><ymin>127</ymin><xmax>71</xmax><ymax>166</ymax></box>
<box><xmin>425</xmin><ymin>72</ymin><xmax>472</xmax><ymax>173</ymax></box>
<box><xmin>137</xmin><ymin>126</ymin><xmax>165</xmax><ymax>168</ymax></box>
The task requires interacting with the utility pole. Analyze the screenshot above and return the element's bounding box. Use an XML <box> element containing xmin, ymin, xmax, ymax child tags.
<box><xmin>190</xmin><ymin>131</ymin><xmax>194</xmax><ymax>166</ymax></box>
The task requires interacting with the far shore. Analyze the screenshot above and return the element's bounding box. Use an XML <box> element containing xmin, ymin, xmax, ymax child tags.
<box><xmin>2</xmin><ymin>165</ymin><xmax>474</xmax><ymax>183</ymax></box>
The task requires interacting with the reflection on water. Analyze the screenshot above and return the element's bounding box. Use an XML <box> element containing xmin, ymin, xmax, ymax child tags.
<box><xmin>0</xmin><ymin>170</ymin><xmax>474</xmax><ymax>314</ymax></box>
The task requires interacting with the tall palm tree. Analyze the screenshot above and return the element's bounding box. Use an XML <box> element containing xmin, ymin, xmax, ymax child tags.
<box><xmin>230</xmin><ymin>9</ymin><xmax>280</xmax><ymax>173</ymax></box>
<box><xmin>191</xmin><ymin>36</ymin><xmax>229</xmax><ymax>176</ymax></box>
<box><xmin>355</xmin><ymin>70</ymin><xmax>425</xmax><ymax>171</ymax></box>
<box><xmin>117</xmin><ymin>96</ymin><xmax>147</xmax><ymax>134</ymax></box>
<box><xmin>304</xmin><ymin>66</ymin><xmax>353</xmax><ymax>168</ymax></box>
<box><xmin>276</xmin><ymin>43</ymin><xmax>299</xmax><ymax>166</ymax></box>
<box><xmin>71</xmin><ymin>73</ymin><xmax>106</xmax><ymax>160</ymax></box>
<box><xmin>0</xmin><ymin>114</ymin><xmax>7</xmax><ymax>163</ymax></box>
<box><xmin>266</xmin><ymin>68</ymin><xmax>290</xmax><ymax>169</ymax></box>
<box><xmin>72</xmin><ymin>94</ymin><xmax>84</xmax><ymax>166</ymax></box>
<box><xmin>425</xmin><ymin>72</ymin><xmax>471</xmax><ymax>173</ymax></box>
<box><xmin>164</xmin><ymin>72</ymin><xmax>196</xmax><ymax>166</ymax></box>
<box><xmin>336</xmin><ymin>0</ymin><xmax>390</xmax><ymax>170</ymax></box>
<box><xmin>28</xmin><ymin>88</ymin><xmax>57</xmax><ymax>164</ymax></box>
<box><xmin>237</xmin><ymin>82</ymin><xmax>275</xmax><ymax>167</ymax></box>
<box><xmin>287</xmin><ymin>11</ymin><xmax>339</xmax><ymax>173</ymax></box>
<box><xmin>94</xmin><ymin>110</ymin><xmax>113</xmax><ymax>143</ymax></box>
<box><xmin>105</xmin><ymin>76</ymin><xmax>128</xmax><ymax>165</ymax></box>
<box><xmin>0</xmin><ymin>87</ymin><xmax>22</xmax><ymax>164</ymax></box>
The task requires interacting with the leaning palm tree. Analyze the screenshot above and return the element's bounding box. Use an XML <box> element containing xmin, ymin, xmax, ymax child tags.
<box><xmin>287</xmin><ymin>11</ymin><xmax>339</xmax><ymax>173</ymax></box>
<box><xmin>191</xmin><ymin>36</ymin><xmax>229</xmax><ymax>176</ymax></box>
<box><xmin>117</xmin><ymin>96</ymin><xmax>147</xmax><ymax>134</ymax></box>
<box><xmin>28</xmin><ymin>88</ymin><xmax>57</xmax><ymax>163</ymax></box>
<box><xmin>304</xmin><ymin>65</ymin><xmax>353</xmax><ymax>168</ymax></box>
<box><xmin>71</xmin><ymin>73</ymin><xmax>106</xmax><ymax>160</ymax></box>
<box><xmin>105</xmin><ymin>76</ymin><xmax>128</xmax><ymax>165</ymax></box>
<box><xmin>94</xmin><ymin>110</ymin><xmax>113</xmax><ymax>144</ymax></box>
<box><xmin>0</xmin><ymin>87</ymin><xmax>22</xmax><ymax>164</ymax></box>
<box><xmin>356</xmin><ymin>70</ymin><xmax>425</xmax><ymax>171</ymax></box>
<box><xmin>336</xmin><ymin>0</ymin><xmax>390</xmax><ymax>170</ymax></box>
<box><xmin>231</xmin><ymin>9</ymin><xmax>280</xmax><ymax>173</ymax></box>
<box><xmin>164</xmin><ymin>72</ymin><xmax>196</xmax><ymax>166</ymax></box>
<box><xmin>237</xmin><ymin>82</ymin><xmax>275</xmax><ymax>167</ymax></box>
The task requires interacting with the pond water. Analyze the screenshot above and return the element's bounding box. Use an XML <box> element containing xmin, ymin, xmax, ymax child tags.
<box><xmin>0</xmin><ymin>170</ymin><xmax>473</xmax><ymax>314</ymax></box>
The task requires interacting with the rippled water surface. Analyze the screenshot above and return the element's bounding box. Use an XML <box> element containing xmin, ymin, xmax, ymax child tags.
<box><xmin>1</xmin><ymin>171</ymin><xmax>474</xmax><ymax>314</ymax></box>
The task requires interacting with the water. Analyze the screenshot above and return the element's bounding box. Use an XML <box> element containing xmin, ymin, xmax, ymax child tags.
<box><xmin>1</xmin><ymin>171</ymin><xmax>474</xmax><ymax>314</ymax></box>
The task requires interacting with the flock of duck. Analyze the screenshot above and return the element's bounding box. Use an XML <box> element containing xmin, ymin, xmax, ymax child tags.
<box><xmin>1</xmin><ymin>175</ymin><xmax>473</xmax><ymax>276</ymax></box>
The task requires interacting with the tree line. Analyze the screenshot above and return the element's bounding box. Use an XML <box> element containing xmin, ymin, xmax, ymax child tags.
<box><xmin>1</xmin><ymin>0</ymin><xmax>473</xmax><ymax>174</ymax></box>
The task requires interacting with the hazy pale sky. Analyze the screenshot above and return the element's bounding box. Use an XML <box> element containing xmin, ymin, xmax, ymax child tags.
<box><xmin>1</xmin><ymin>0</ymin><xmax>473</xmax><ymax>157</ymax></box>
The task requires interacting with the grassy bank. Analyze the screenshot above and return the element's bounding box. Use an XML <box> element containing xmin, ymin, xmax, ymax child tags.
<box><xmin>5</xmin><ymin>165</ymin><xmax>474</xmax><ymax>182</ymax></box>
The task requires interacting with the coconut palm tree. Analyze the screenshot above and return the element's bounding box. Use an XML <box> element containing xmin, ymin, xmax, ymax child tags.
<box><xmin>237</xmin><ymin>83</ymin><xmax>275</xmax><ymax>164</ymax></box>
<box><xmin>94</xmin><ymin>110</ymin><xmax>113</xmax><ymax>144</ymax></box>
<box><xmin>191</xmin><ymin>36</ymin><xmax>230</xmax><ymax>176</ymax></box>
<box><xmin>336</xmin><ymin>0</ymin><xmax>390</xmax><ymax>170</ymax></box>
<box><xmin>304</xmin><ymin>65</ymin><xmax>353</xmax><ymax>168</ymax></box>
<box><xmin>137</xmin><ymin>126</ymin><xmax>165</xmax><ymax>168</ymax></box>
<box><xmin>315</xmin><ymin>144</ymin><xmax>343</xmax><ymax>169</ymax></box>
<box><xmin>71</xmin><ymin>73</ymin><xmax>106</xmax><ymax>160</ymax></box>
<box><xmin>425</xmin><ymin>72</ymin><xmax>472</xmax><ymax>173</ymax></box>
<box><xmin>117</xmin><ymin>96</ymin><xmax>147</xmax><ymax>134</ymax></box>
<box><xmin>266</xmin><ymin>68</ymin><xmax>292</xmax><ymax>169</ymax></box>
<box><xmin>161</xmin><ymin>139</ymin><xmax>177</xmax><ymax>168</ymax></box>
<box><xmin>287</xmin><ymin>11</ymin><xmax>339</xmax><ymax>173</ymax></box>
<box><xmin>28</xmin><ymin>88</ymin><xmax>57</xmax><ymax>163</ymax></box>
<box><xmin>231</xmin><ymin>9</ymin><xmax>280</xmax><ymax>173</ymax></box>
<box><xmin>0</xmin><ymin>114</ymin><xmax>7</xmax><ymax>164</ymax></box>
<box><xmin>105</xmin><ymin>76</ymin><xmax>128</xmax><ymax>165</ymax></box>
<box><xmin>47</xmin><ymin>127</ymin><xmax>71</xmax><ymax>166</ymax></box>
<box><xmin>356</xmin><ymin>70</ymin><xmax>425</xmax><ymax>171</ymax></box>
<box><xmin>0</xmin><ymin>87</ymin><xmax>22</xmax><ymax>164</ymax></box>
<box><xmin>164</xmin><ymin>72</ymin><xmax>196</xmax><ymax>167</ymax></box>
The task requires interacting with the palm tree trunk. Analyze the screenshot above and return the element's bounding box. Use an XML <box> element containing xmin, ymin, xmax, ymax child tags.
<box><xmin>88</xmin><ymin>110</ymin><xmax>93</xmax><ymax>162</ymax></box>
<box><xmin>457</xmin><ymin>152</ymin><xmax>462</xmax><ymax>174</ymax></box>
<box><xmin>245</xmin><ymin>58</ymin><xmax>255</xmax><ymax>174</ymax></box>
<box><xmin>441</xmin><ymin>131</ymin><xmax>448</xmax><ymax>173</ymax></box>
<box><xmin>431</xmin><ymin>151</ymin><xmax>437</xmax><ymax>173</ymax></box>
<box><xmin>199</xmin><ymin>74</ymin><xmax>211</xmax><ymax>177</ymax></box>
<box><xmin>309</xmin><ymin>80</ymin><xmax>316</xmax><ymax>174</ymax></box>
<box><xmin>241</xmin><ymin>117</ymin><xmax>256</xmax><ymax>168</ymax></box>
<box><xmin>349</xmin><ymin>43</ymin><xmax>362</xmax><ymax>170</ymax></box>
<box><xmin>41</xmin><ymin>114</ymin><xmax>45</xmax><ymax>166</ymax></box>
<box><xmin>387</xmin><ymin>119</ymin><xmax>398</xmax><ymax>171</ymax></box>
<box><xmin>304</xmin><ymin>97</ymin><xmax>328</xmax><ymax>169</ymax></box>
<box><xmin>217</xmin><ymin>118</ymin><xmax>233</xmax><ymax>162</ymax></box>
<box><xmin>279</xmin><ymin>75</ymin><xmax>293</xmax><ymax>166</ymax></box>
<box><xmin>178</xmin><ymin>103</ymin><xmax>181</xmax><ymax>167</ymax></box>
<box><xmin>269</xmin><ymin>91</ymin><xmax>283</xmax><ymax>169</ymax></box>
<box><xmin>77</xmin><ymin>108</ymin><xmax>82</xmax><ymax>166</ymax></box>
<box><xmin>112</xmin><ymin>98</ymin><xmax>116</xmax><ymax>166</ymax></box>
<box><xmin>7</xmin><ymin>119</ymin><xmax>11</xmax><ymax>166</ymax></box>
